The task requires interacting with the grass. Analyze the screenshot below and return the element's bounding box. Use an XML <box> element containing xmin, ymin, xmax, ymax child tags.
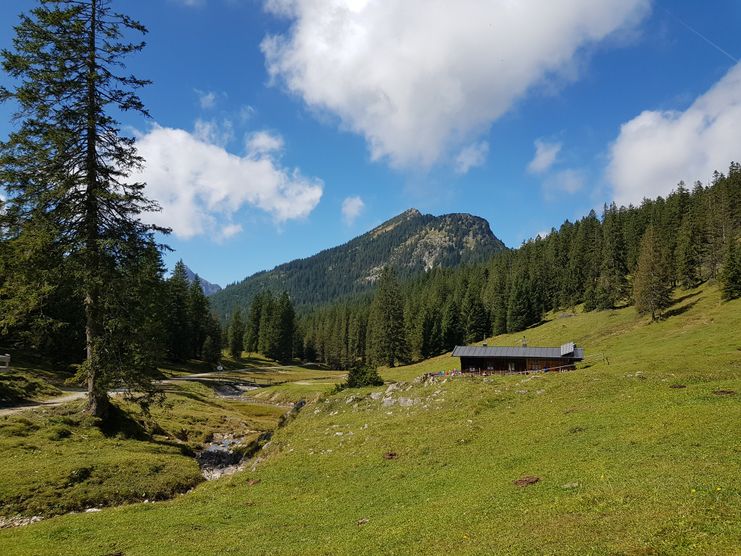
<box><xmin>0</xmin><ymin>351</ymin><xmax>72</xmax><ymax>407</ymax></box>
<box><xmin>0</xmin><ymin>366</ymin><xmax>289</xmax><ymax>520</ymax></box>
<box><xmin>1</xmin><ymin>283</ymin><xmax>739</xmax><ymax>554</ymax></box>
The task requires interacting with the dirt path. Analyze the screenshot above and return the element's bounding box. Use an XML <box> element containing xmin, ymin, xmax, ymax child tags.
<box><xmin>0</xmin><ymin>390</ymin><xmax>86</xmax><ymax>417</ymax></box>
<box><xmin>0</xmin><ymin>366</ymin><xmax>307</xmax><ymax>416</ymax></box>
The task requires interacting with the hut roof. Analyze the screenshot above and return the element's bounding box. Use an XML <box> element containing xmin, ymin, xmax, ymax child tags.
<box><xmin>452</xmin><ymin>345</ymin><xmax>584</xmax><ymax>360</ymax></box>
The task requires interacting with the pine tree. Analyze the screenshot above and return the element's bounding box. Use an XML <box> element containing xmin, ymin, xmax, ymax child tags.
<box><xmin>228</xmin><ymin>310</ymin><xmax>245</xmax><ymax>359</ymax></box>
<box><xmin>633</xmin><ymin>225</ymin><xmax>673</xmax><ymax>320</ymax></box>
<box><xmin>0</xmin><ymin>0</ymin><xmax>164</xmax><ymax>417</ymax></box>
<box><xmin>720</xmin><ymin>239</ymin><xmax>741</xmax><ymax>301</ymax></box>
<box><xmin>368</xmin><ymin>267</ymin><xmax>408</xmax><ymax>367</ymax></box>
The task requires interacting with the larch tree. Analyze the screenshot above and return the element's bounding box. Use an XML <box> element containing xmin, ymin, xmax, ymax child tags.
<box><xmin>0</xmin><ymin>0</ymin><xmax>166</xmax><ymax>418</ymax></box>
<box><xmin>633</xmin><ymin>225</ymin><xmax>673</xmax><ymax>320</ymax></box>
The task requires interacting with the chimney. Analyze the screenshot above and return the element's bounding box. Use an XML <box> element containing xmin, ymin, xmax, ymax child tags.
<box><xmin>521</xmin><ymin>337</ymin><xmax>527</xmax><ymax>347</ymax></box>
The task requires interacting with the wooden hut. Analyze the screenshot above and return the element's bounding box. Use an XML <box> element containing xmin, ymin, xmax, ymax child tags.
<box><xmin>452</xmin><ymin>342</ymin><xmax>584</xmax><ymax>373</ymax></box>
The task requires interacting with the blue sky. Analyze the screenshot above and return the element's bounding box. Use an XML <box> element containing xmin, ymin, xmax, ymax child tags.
<box><xmin>1</xmin><ymin>0</ymin><xmax>740</xmax><ymax>286</ymax></box>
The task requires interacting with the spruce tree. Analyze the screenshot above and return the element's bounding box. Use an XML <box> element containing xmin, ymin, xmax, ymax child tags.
<box><xmin>257</xmin><ymin>291</ymin><xmax>275</xmax><ymax>356</ymax></box>
<box><xmin>0</xmin><ymin>0</ymin><xmax>165</xmax><ymax>417</ymax></box>
<box><xmin>441</xmin><ymin>299</ymin><xmax>463</xmax><ymax>350</ymax></box>
<box><xmin>228</xmin><ymin>310</ymin><xmax>245</xmax><ymax>359</ymax></box>
<box><xmin>462</xmin><ymin>289</ymin><xmax>488</xmax><ymax>343</ymax></box>
<box><xmin>202</xmin><ymin>313</ymin><xmax>222</xmax><ymax>366</ymax></box>
<box><xmin>166</xmin><ymin>261</ymin><xmax>192</xmax><ymax>361</ymax></box>
<box><xmin>506</xmin><ymin>275</ymin><xmax>532</xmax><ymax>332</ymax></box>
<box><xmin>243</xmin><ymin>292</ymin><xmax>264</xmax><ymax>353</ymax></box>
<box><xmin>596</xmin><ymin>203</ymin><xmax>628</xmax><ymax>309</ymax></box>
<box><xmin>675</xmin><ymin>216</ymin><xmax>702</xmax><ymax>289</ymax></box>
<box><xmin>720</xmin><ymin>239</ymin><xmax>741</xmax><ymax>301</ymax></box>
<box><xmin>272</xmin><ymin>292</ymin><xmax>295</xmax><ymax>362</ymax></box>
<box><xmin>187</xmin><ymin>276</ymin><xmax>209</xmax><ymax>359</ymax></box>
<box><xmin>633</xmin><ymin>225</ymin><xmax>673</xmax><ymax>320</ymax></box>
<box><xmin>368</xmin><ymin>267</ymin><xmax>408</xmax><ymax>367</ymax></box>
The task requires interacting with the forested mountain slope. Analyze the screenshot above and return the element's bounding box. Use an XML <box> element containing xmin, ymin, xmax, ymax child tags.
<box><xmin>210</xmin><ymin>209</ymin><xmax>505</xmax><ymax>315</ymax></box>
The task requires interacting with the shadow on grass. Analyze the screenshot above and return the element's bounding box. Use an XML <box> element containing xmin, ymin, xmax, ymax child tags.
<box><xmin>99</xmin><ymin>404</ymin><xmax>197</xmax><ymax>457</ymax></box>
<box><xmin>98</xmin><ymin>404</ymin><xmax>151</xmax><ymax>440</ymax></box>
<box><xmin>672</xmin><ymin>290</ymin><xmax>702</xmax><ymax>306</ymax></box>
<box><xmin>664</xmin><ymin>299</ymin><xmax>700</xmax><ymax>319</ymax></box>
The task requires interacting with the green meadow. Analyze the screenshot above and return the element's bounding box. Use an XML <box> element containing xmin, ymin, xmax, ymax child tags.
<box><xmin>1</xmin><ymin>283</ymin><xmax>739</xmax><ymax>555</ymax></box>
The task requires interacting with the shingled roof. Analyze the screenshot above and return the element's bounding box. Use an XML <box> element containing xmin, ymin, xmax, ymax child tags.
<box><xmin>452</xmin><ymin>345</ymin><xmax>585</xmax><ymax>360</ymax></box>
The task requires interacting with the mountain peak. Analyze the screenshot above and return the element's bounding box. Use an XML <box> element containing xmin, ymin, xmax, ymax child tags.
<box><xmin>182</xmin><ymin>265</ymin><xmax>223</xmax><ymax>296</ymax></box>
<box><xmin>210</xmin><ymin>209</ymin><xmax>506</xmax><ymax>313</ymax></box>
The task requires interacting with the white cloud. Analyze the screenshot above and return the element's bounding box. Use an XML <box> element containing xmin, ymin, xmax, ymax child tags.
<box><xmin>193</xmin><ymin>118</ymin><xmax>234</xmax><ymax>147</ymax></box>
<box><xmin>195</xmin><ymin>89</ymin><xmax>218</xmax><ymax>109</ymax></box>
<box><xmin>527</xmin><ymin>139</ymin><xmax>562</xmax><ymax>174</ymax></box>
<box><xmin>134</xmin><ymin>125</ymin><xmax>323</xmax><ymax>239</ymax></box>
<box><xmin>261</xmin><ymin>0</ymin><xmax>650</xmax><ymax>169</ymax></box>
<box><xmin>246</xmin><ymin>130</ymin><xmax>285</xmax><ymax>155</ymax></box>
<box><xmin>455</xmin><ymin>141</ymin><xmax>489</xmax><ymax>174</ymax></box>
<box><xmin>608</xmin><ymin>61</ymin><xmax>741</xmax><ymax>206</ymax></box>
<box><xmin>220</xmin><ymin>223</ymin><xmax>243</xmax><ymax>240</ymax></box>
<box><xmin>341</xmin><ymin>196</ymin><xmax>365</xmax><ymax>225</ymax></box>
<box><xmin>543</xmin><ymin>168</ymin><xmax>586</xmax><ymax>197</ymax></box>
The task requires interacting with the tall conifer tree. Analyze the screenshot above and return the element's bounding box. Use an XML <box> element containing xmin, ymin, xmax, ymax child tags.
<box><xmin>0</xmin><ymin>0</ymin><xmax>165</xmax><ymax>417</ymax></box>
<box><xmin>188</xmin><ymin>276</ymin><xmax>209</xmax><ymax>359</ymax></box>
<box><xmin>633</xmin><ymin>225</ymin><xmax>673</xmax><ymax>320</ymax></box>
<box><xmin>720</xmin><ymin>239</ymin><xmax>741</xmax><ymax>301</ymax></box>
<box><xmin>368</xmin><ymin>267</ymin><xmax>408</xmax><ymax>367</ymax></box>
<box><xmin>166</xmin><ymin>261</ymin><xmax>192</xmax><ymax>361</ymax></box>
<box><xmin>228</xmin><ymin>310</ymin><xmax>245</xmax><ymax>359</ymax></box>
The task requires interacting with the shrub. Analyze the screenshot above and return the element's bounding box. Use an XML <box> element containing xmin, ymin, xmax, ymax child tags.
<box><xmin>345</xmin><ymin>365</ymin><xmax>384</xmax><ymax>389</ymax></box>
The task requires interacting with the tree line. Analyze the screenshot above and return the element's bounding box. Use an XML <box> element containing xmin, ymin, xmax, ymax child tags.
<box><xmin>225</xmin><ymin>290</ymin><xmax>298</xmax><ymax>362</ymax></box>
<box><xmin>284</xmin><ymin>170</ymin><xmax>739</xmax><ymax>369</ymax></box>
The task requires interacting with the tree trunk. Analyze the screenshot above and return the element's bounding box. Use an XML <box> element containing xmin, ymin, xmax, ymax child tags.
<box><xmin>84</xmin><ymin>0</ymin><xmax>108</xmax><ymax>418</ymax></box>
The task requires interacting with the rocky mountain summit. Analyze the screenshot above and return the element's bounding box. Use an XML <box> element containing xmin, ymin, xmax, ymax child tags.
<box><xmin>210</xmin><ymin>208</ymin><xmax>505</xmax><ymax>315</ymax></box>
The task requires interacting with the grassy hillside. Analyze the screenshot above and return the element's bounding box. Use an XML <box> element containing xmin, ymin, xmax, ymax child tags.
<box><xmin>2</xmin><ymin>283</ymin><xmax>739</xmax><ymax>555</ymax></box>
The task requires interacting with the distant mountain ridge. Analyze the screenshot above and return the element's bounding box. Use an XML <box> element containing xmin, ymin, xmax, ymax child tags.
<box><xmin>182</xmin><ymin>265</ymin><xmax>222</xmax><ymax>296</ymax></box>
<box><xmin>210</xmin><ymin>208</ymin><xmax>506</xmax><ymax>315</ymax></box>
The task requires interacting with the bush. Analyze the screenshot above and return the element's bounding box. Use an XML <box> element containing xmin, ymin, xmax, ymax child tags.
<box><xmin>345</xmin><ymin>365</ymin><xmax>384</xmax><ymax>389</ymax></box>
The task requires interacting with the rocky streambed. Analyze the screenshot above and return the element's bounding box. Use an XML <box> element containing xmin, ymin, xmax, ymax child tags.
<box><xmin>196</xmin><ymin>399</ymin><xmax>306</xmax><ymax>480</ymax></box>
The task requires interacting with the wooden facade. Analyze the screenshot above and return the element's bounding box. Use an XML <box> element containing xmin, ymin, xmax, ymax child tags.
<box><xmin>452</xmin><ymin>344</ymin><xmax>584</xmax><ymax>374</ymax></box>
